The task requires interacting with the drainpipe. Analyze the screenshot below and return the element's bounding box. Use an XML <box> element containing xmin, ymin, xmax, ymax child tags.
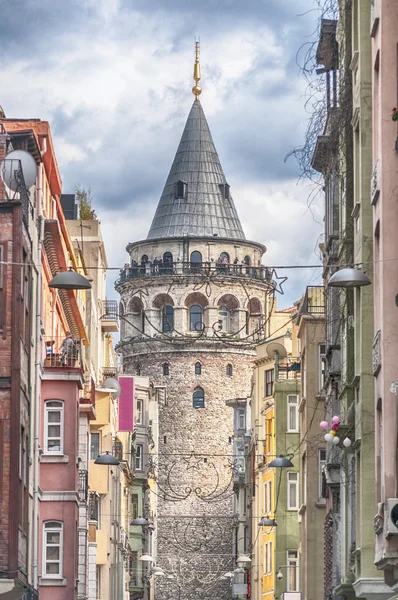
<box><xmin>32</xmin><ymin>157</ymin><xmax>44</xmax><ymax>589</ymax></box>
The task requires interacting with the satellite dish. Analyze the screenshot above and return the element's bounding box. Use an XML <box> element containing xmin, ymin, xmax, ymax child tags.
<box><xmin>102</xmin><ymin>377</ymin><xmax>121</xmax><ymax>400</ymax></box>
<box><xmin>1</xmin><ymin>150</ymin><xmax>37</xmax><ymax>191</ymax></box>
<box><xmin>266</xmin><ymin>341</ymin><xmax>287</xmax><ymax>359</ymax></box>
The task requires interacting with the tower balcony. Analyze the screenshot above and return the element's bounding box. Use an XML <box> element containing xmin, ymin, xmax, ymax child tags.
<box><xmin>115</xmin><ymin>260</ymin><xmax>274</xmax><ymax>287</ymax></box>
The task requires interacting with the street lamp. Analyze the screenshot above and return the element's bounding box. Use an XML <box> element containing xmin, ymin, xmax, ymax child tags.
<box><xmin>94</xmin><ymin>451</ymin><xmax>120</xmax><ymax>466</ymax></box>
<box><xmin>267</xmin><ymin>454</ymin><xmax>294</xmax><ymax>468</ymax></box>
<box><xmin>328</xmin><ymin>268</ymin><xmax>371</xmax><ymax>288</ymax></box>
<box><xmin>48</xmin><ymin>268</ymin><xmax>91</xmax><ymax>290</ymax></box>
<box><xmin>130</xmin><ymin>516</ymin><xmax>149</xmax><ymax>526</ymax></box>
<box><xmin>258</xmin><ymin>516</ymin><xmax>277</xmax><ymax>527</ymax></box>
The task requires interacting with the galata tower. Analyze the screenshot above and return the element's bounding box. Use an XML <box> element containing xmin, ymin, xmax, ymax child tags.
<box><xmin>116</xmin><ymin>45</ymin><xmax>274</xmax><ymax>600</ymax></box>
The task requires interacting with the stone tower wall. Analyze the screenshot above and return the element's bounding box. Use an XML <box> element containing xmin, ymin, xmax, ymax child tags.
<box><xmin>123</xmin><ymin>346</ymin><xmax>254</xmax><ymax>600</ymax></box>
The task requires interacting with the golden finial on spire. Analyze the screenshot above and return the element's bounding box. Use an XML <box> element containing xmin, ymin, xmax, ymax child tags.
<box><xmin>192</xmin><ymin>40</ymin><xmax>202</xmax><ymax>99</ymax></box>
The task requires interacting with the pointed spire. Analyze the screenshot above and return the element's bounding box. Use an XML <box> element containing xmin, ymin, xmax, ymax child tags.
<box><xmin>147</xmin><ymin>99</ymin><xmax>246</xmax><ymax>240</ymax></box>
<box><xmin>192</xmin><ymin>41</ymin><xmax>202</xmax><ymax>99</ymax></box>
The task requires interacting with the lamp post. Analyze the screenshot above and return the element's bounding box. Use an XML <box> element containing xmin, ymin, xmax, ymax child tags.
<box><xmin>94</xmin><ymin>451</ymin><xmax>120</xmax><ymax>466</ymax></box>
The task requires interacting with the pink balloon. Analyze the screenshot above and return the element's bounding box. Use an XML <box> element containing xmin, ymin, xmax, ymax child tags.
<box><xmin>320</xmin><ymin>421</ymin><xmax>329</xmax><ymax>430</ymax></box>
<box><xmin>332</xmin><ymin>416</ymin><xmax>340</xmax><ymax>425</ymax></box>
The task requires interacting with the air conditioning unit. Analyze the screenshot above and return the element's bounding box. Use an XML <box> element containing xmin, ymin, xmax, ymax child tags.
<box><xmin>385</xmin><ymin>498</ymin><xmax>398</xmax><ymax>536</ymax></box>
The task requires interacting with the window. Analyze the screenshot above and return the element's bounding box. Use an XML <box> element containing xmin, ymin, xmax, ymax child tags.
<box><xmin>136</xmin><ymin>364</ymin><xmax>141</xmax><ymax>376</ymax></box>
<box><xmin>96</xmin><ymin>566</ymin><xmax>101</xmax><ymax>599</ymax></box>
<box><xmin>131</xmin><ymin>494</ymin><xmax>139</xmax><ymax>520</ymax></box>
<box><xmin>219</xmin><ymin>183</ymin><xmax>230</xmax><ymax>200</ymax></box>
<box><xmin>265</xmin><ymin>369</ymin><xmax>274</xmax><ymax>397</ymax></box>
<box><xmin>264</xmin><ymin>479</ymin><xmax>272</xmax><ymax>514</ymax></box>
<box><xmin>287</xmin><ymin>472</ymin><xmax>299</xmax><ymax>510</ymax></box>
<box><xmin>135</xmin><ymin>445</ymin><xmax>143</xmax><ymax>471</ymax></box>
<box><xmin>190</xmin><ymin>251</ymin><xmax>202</xmax><ymax>270</ymax></box>
<box><xmin>22</xmin><ymin>252</ymin><xmax>31</xmax><ymax>346</ymax></box>
<box><xmin>218</xmin><ymin>305</ymin><xmax>230</xmax><ymax>332</ymax></box>
<box><xmin>287</xmin><ymin>550</ymin><xmax>299</xmax><ymax>591</ymax></box>
<box><xmin>193</xmin><ymin>387</ymin><xmax>205</xmax><ymax>409</ymax></box>
<box><xmin>318</xmin><ymin>449</ymin><xmax>327</xmax><ymax>500</ymax></box>
<box><xmin>162</xmin><ymin>252</ymin><xmax>173</xmax><ymax>274</ymax></box>
<box><xmin>162</xmin><ymin>306</ymin><xmax>174</xmax><ymax>333</ymax></box>
<box><xmin>238</xmin><ymin>409</ymin><xmax>245</xmax><ymax>430</ymax></box>
<box><xmin>43</xmin><ymin>521</ymin><xmax>63</xmax><ymax>577</ymax></box>
<box><xmin>129</xmin><ymin>552</ymin><xmax>138</xmax><ymax>586</ymax></box>
<box><xmin>136</xmin><ymin>399</ymin><xmax>143</xmax><ymax>424</ymax></box>
<box><xmin>175</xmin><ymin>180</ymin><xmax>187</xmax><ymax>199</ymax></box>
<box><xmin>44</xmin><ymin>401</ymin><xmax>64</xmax><ymax>454</ymax></box>
<box><xmin>162</xmin><ymin>363</ymin><xmax>169</xmax><ymax>376</ymax></box>
<box><xmin>244</xmin><ymin>255</ymin><xmax>251</xmax><ymax>265</ymax></box>
<box><xmin>220</xmin><ymin>252</ymin><xmax>230</xmax><ymax>262</ymax></box>
<box><xmin>226</xmin><ymin>363</ymin><xmax>233</xmax><ymax>377</ymax></box>
<box><xmin>195</xmin><ymin>362</ymin><xmax>202</xmax><ymax>375</ymax></box>
<box><xmin>263</xmin><ymin>541</ymin><xmax>272</xmax><ymax>574</ymax></box>
<box><xmin>190</xmin><ymin>305</ymin><xmax>203</xmax><ymax>331</ymax></box>
<box><xmin>319</xmin><ymin>343</ymin><xmax>326</xmax><ymax>391</ymax></box>
<box><xmin>90</xmin><ymin>432</ymin><xmax>100</xmax><ymax>460</ymax></box>
<box><xmin>287</xmin><ymin>395</ymin><xmax>299</xmax><ymax>432</ymax></box>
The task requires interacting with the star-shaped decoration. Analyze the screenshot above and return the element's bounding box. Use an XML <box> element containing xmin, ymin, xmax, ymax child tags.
<box><xmin>271</xmin><ymin>269</ymin><xmax>288</xmax><ymax>295</ymax></box>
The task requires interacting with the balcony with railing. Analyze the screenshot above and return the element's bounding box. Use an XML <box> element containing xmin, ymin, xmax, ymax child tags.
<box><xmin>276</xmin><ymin>356</ymin><xmax>301</xmax><ymax>381</ymax></box>
<box><xmin>78</xmin><ymin>469</ymin><xmax>89</xmax><ymax>502</ymax></box>
<box><xmin>101</xmin><ymin>300</ymin><xmax>119</xmax><ymax>333</ymax></box>
<box><xmin>44</xmin><ymin>336</ymin><xmax>83</xmax><ymax>370</ymax></box>
<box><xmin>301</xmin><ymin>286</ymin><xmax>325</xmax><ymax>316</ymax></box>
<box><xmin>115</xmin><ymin>260</ymin><xmax>274</xmax><ymax>287</ymax></box>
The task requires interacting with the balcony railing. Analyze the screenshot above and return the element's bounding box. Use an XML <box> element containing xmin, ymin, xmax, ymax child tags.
<box><xmin>116</xmin><ymin>261</ymin><xmax>274</xmax><ymax>286</ymax></box>
<box><xmin>78</xmin><ymin>469</ymin><xmax>89</xmax><ymax>502</ymax></box>
<box><xmin>276</xmin><ymin>356</ymin><xmax>301</xmax><ymax>380</ymax></box>
<box><xmin>44</xmin><ymin>336</ymin><xmax>82</xmax><ymax>370</ymax></box>
<box><xmin>301</xmin><ymin>286</ymin><xmax>325</xmax><ymax>315</ymax></box>
<box><xmin>102</xmin><ymin>299</ymin><xmax>118</xmax><ymax>320</ymax></box>
<box><xmin>102</xmin><ymin>366</ymin><xmax>118</xmax><ymax>379</ymax></box>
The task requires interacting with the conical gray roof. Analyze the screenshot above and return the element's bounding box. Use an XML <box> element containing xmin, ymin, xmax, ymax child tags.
<box><xmin>147</xmin><ymin>99</ymin><xmax>246</xmax><ymax>240</ymax></box>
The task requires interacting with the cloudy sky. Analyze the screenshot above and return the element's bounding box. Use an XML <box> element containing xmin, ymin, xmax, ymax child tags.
<box><xmin>1</xmin><ymin>0</ymin><xmax>325</xmax><ymax>307</ymax></box>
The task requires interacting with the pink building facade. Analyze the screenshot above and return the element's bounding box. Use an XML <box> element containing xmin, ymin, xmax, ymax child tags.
<box><xmin>372</xmin><ymin>0</ymin><xmax>398</xmax><ymax>588</ymax></box>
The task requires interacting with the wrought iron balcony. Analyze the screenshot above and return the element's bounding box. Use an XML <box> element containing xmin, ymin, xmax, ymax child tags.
<box><xmin>115</xmin><ymin>260</ymin><xmax>274</xmax><ymax>286</ymax></box>
<box><xmin>78</xmin><ymin>469</ymin><xmax>88</xmax><ymax>501</ymax></box>
<box><xmin>276</xmin><ymin>356</ymin><xmax>301</xmax><ymax>381</ymax></box>
<box><xmin>301</xmin><ymin>286</ymin><xmax>325</xmax><ymax>315</ymax></box>
<box><xmin>101</xmin><ymin>300</ymin><xmax>119</xmax><ymax>332</ymax></box>
<box><xmin>44</xmin><ymin>336</ymin><xmax>83</xmax><ymax>370</ymax></box>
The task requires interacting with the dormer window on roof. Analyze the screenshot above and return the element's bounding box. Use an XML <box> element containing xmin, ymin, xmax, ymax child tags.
<box><xmin>219</xmin><ymin>183</ymin><xmax>230</xmax><ymax>201</ymax></box>
<box><xmin>175</xmin><ymin>180</ymin><xmax>187</xmax><ymax>200</ymax></box>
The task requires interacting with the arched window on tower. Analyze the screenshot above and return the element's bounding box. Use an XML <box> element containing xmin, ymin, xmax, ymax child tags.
<box><xmin>190</xmin><ymin>251</ymin><xmax>202</xmax><ymax>272</ymax></box>
<box><xmin>162</xmin><ymin>306</ymin><xmax>174</xmax><ymax>333</ymax></box>
<box><xmin>226</xmin><ymin>364</ymin><xmax>233</xmax><ymax>377</ymax></box>
<box><xmin>193</xmin><ymin>387</ymin><xmax>205</xmax><ymax>409</ymax></box>
<box><xmin>137</xmin><ymin>364</ymin><xmax>141</xmax><ymax>376</ymax></box>
<box><xmin>218</xmin><ymin>305</ymin><xmax>230</xmax><ymax>332</ymax></box>
<box><xmin>163</xmin><ymin>363</ymin><xmax>169</xmax><ymax>376</ymax></box>
<box><xmin>163</xmin><ymin>252</ymin><xmax>173</xmax><ymax>274</ymax></box>
<box><xmin>190</xmin><ymin>305</ymin><xmax>203</xmax><ymax>331</ymax></box>
<box><xmin>195</xmin><ymin>362</ymin><xmax>202</xmax><ymax>375</ymax></box>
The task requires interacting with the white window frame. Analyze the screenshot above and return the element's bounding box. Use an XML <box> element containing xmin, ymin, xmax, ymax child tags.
<box><xmin>238</xmin><ymin>409</ymin><xmax>245</xmax><ymax>431</ymax></box>
<box><xmin>287</xmin><ymin>472</ymin><xmax>299</xmax><ymax>510</ymax></box>
<box><xmin>90</xmin><ymin>432</ymin><xmax>100</xmax><ymax>460</ymax></box>
<box><xmin>267</xmin><ymin>480</ymin><xmax>272</xmax><ymax>513</ymax></box>
<box><xmin>268</xmin><ymin>540</ymin><xmax>272</xmax><ymax>574</ymax></box>
<box><xmin>135</xmin><ymin>444</ymin><xmax>143</xmax><ymax>471</ymax></box>
<box><xmin>319</xmin><ymin>343</ymin><xmax>326</xmax><ymax>391</ymax></box>
<box><xmin>287</xmin><ymin>550</ymin><xmax>299</xmax><ymax>591</ymax></box>
<box><xmin>318</xmin><ymin>448</ymin><xmax>326</xmax><ymax>500</ymax></box>
<box><xmin>263</xmin><ymin>541</ymin><xmax>268</xmax><ymax>574</ymax></box>
<box><xmin>43</xmin><ymin>521</ymin><xmax>63</xmax><ymax>578</ymax></box>
<box><xmin>44</xmin><ymin>401</ymin><xmax>64</xmax><ymax>455</ymax></box>
<box><xmin>287</xmin><ymin>395</ymin><xmax>299</xmax><ymax>432</ymax></box>
<box><xmin>136</xmin><ymin>398</ymin><xmax>143</xmax><ymax>425</ymax></box>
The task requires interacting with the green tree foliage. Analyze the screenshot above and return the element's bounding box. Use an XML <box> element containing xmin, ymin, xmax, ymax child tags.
<box><xmin>75</xmin><ymin>187</ymin><xmax>97</xmax><ymax>220</ymax></box>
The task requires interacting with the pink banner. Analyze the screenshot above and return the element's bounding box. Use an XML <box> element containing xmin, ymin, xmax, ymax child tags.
<box><xmin>118</xmin><ymin>376</ymin><xmax>134</xmax><ymax>431</ymax></box>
